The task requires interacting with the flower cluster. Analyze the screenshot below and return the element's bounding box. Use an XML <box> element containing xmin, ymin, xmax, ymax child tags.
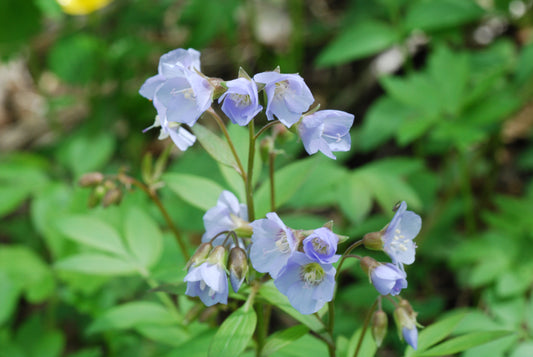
<box><xmin>139</xmin><ymin>48</ymin><xmax>355</xmax><ymax>159</ymax></box>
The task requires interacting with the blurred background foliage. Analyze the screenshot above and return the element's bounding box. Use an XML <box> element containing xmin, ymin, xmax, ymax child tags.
<box><xmin>1</xmin><ymin>0</ymin><xmax>533</xmax><ymax>356</ymax></box>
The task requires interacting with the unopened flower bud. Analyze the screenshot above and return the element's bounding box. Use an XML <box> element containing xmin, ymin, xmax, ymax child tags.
<box><xmin>207</xmin><ymin>245</ymin><xmax>227</xmax><ymax>266</ymax></box>
<box><xmin>228</xmin><ymin>247</ymin><xmax>248</xmax><ymax>292</ymax></box>
<box><xmin>232</xmin><ymin>215</ymin><xmax>253</xmax><ymax>238</ymax></box>
<box><xmin>371</xmin><ymin>310</ymin><xmax>388</xmax><ymax>347</ymax></box>
<box><xmin>363</xmin><ymin>231</ymin><xmax>384</xmax><ymax>251</ymax></box>
<box><xmin>102</xmin><ymin>188</ymin><xmax>122</xmax><ymax>207</ymax></box>
<box><xmin>186</xmin><ymin>242</ymin><xmax>212</xmax><ymax>270</ymax></box>
<box><xmin>78</xmin><ymin>172</ymin><xmax>104</xmax><ymax>187</ymax></box>
<box><xmin>360</xmin><ymin>256</ymin><xmax>380</xmax><ymax>276</ymax></box>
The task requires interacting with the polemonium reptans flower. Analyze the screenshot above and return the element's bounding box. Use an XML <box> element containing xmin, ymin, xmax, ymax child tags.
<box><xmin>370</xmin><ymin>263</ymin><xmax>407</xmax><ymax>296</ymax></box>
<box><xmin>403</xmin><ymin>327</ymin><xmax>418</xmax><ymax>350</ymax></box>
<box><xmin>202</xmin><ymin>191</ymin><xmax>248</xmax><ymax>246</ymax></box>
<box><xmin>253</xmin><ymin>71</ymin><xmax>314</xmax><ymax>128</ymax></box>
<box><xmin>139</xmin><ymin>48</ymin><xmax>201</xmax><ymax>100</ymax></box>
<box><xmin>302</xmin><ymin>227</ymin><xmax>340</xmax><ymax>264</ymax></box>
<box><xmin>383</xmin><ymin>201</ymin><xmax>421</xmax><ymax>268</ymax></box>
<box><xmin>184</xmin><ymin>247</ymin><xmax>228</xmax><ymax>306</ymax></box>
<box><xmin>154</xmin><ymin>69</ymin><xmax>213</xmax><ymax>126</ymax></box>
<box><xmin>274</xmin><ymin>252</ymin><xmax>336</xmax><ymax>314</ymax></box>
<box><xmin>250</xmin><ymin>212</ymin><xmax>297</xmax><ymax>279</ymax></box>
<box><xmin>298</xmin><ymin>110</ymin><xmax>354</xmax><ymax>160</ymax></box>
<box><xmin>394</xmin><ymin>300</ymin><xmax>419</xmax><ymax>350</ymax></box>
<box><xmin>219</xmin><ymin>78</ymin><xmax>262</xmax><ymax>126</ymax></box>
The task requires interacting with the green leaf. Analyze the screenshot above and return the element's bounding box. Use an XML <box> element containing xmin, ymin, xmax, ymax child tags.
<box><xmin>271</xmin><ymin>334</ymin><xmax>328</xmax><ymax>356</ymax></box>
<box><xmin>416</xmin><ymin>330</ymin><xmax>513</xmax><ymax>356</ymax></box>
<box><xmin>164</xmin><ymin>329</ymin><xmax>216</xmax><ymax>357</ymax></box>
<box><xmin>255</xmin><ymin>157</ymin><xmax>317</xmax><ymax>217</ymax></box>
<box><xmin>55</xmin><ymin>253</ymin><xmax>138</xmax><ymax>276</ymax></box>
<box><xmin>0</xmin><ymin>270</ymin><xmax>21</xmax><ymax>326</ymax></box>
<box><xmin>259</xmin><ymin>281</ymin><xmax>324</xmax><ymax>333</ymax></box>
<box><xmin>346</xmin><ymin>327</ymin><xmax>377</xmax><ymax>357</ymax></box>
<box><xmin>208</xmin><ymin>305</ymin><xmax>256</xmax><ymax>357</ymax></box>
<box><xmin>406</xmin><ymin>311</ymin><xmax>467</xmax><ymax>356</ymax></box>
<box><xmin>48</xmin><ymin>34</ymin><xmax>103</xmax><ymax>85</ymax></box>
<box><xmin>0</xmin><ymin>0</ymin><xmax>41</xmax><ymax>47</ymax></box>
<box><xmin>192</xmin><ymin>123</ymin><xmax>239</xmax><ymax>170</ymax></box>
<box><xmin>405</xmin><ymin>0</ymin><xmax>484</xmax><ymax>32</ymax></box>
<box><xmin>56</xmin><ymin>216</ymin><xmax>127</xmax><ymax>256</ymax></box>
<box><xmin>136</xmin><ymin>325</ymin><xmax>191</xmax><ymax>347</ymax></box>
<box><xmin>511</xmin><ymin>342</ymin><xmax>533</xmax><ymax>357</ymax></box>
<box><xmin>124</xmin><ymin>207</ymin><xmax>163</xmax><ymax>268</ymax></box>
<box><xmin>88</xmin><ymin>302</ymin><xmax>176</xmax><ymax>334</ymax></box>
<box><xmin>380</xmin><ymin>74</ymin><xmax>442</xmax><ymax>116</ymax></box>
<box><xmin>163</xmin><ymin>173</ymin><xmax>225</xmax><ymax>211</ymax></box>
<box><xmin>262</xmin><ymin>325</ymin><xmax>309</xmax><ymax>356</ymax></box>
<box><xmin>316</xmin><ymin>21</ymin><xmax>399</xmax><ymax>66</ymax></box>
<box><xmin>337</xmin><ymin>171</ymin><xmax>373</xmax><ymax>224</ymax></box>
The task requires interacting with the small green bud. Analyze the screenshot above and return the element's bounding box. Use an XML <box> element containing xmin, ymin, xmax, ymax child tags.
<box><xmin>207</xmin><ymin>245</ymin><xmax>227</xmax><ymax>266</ymax></box>
<box><xmin>393</xmin><ymin>300</ymin><xmax>417</xmax><ymax>336</ymax></box>
<box><xmin>363</xmin><ymin>231</ymin><xmax>384</xmax><ymax>251</ymax></box>
<box><xmin>209</xmin><ymin>77</ymin><xmax>227</xmax><ymax>100</ymax></box>
<box><xmin>78</xmin><ymin>172</ymin><xmax>104</xmax><ymax>187</ymax></box>
<box><xmin>228</xmin><ymin>247</ymin><xmax>248</xmax><ymax>292</ymax></box>
<box><xmin>186</xmin><ymin>242</ymin><xmax>212</xmax><ymax>270</ymax></box>
<box><xmin>231</xmin><ymin>214</ymin><xmax>253</xmax><ymax>238</ymax></box>
<box><xmin>371</xmin><ymin>310</ymin><xmax>388</xmax><ymax>347</ymax></box>
<box><xmin>102</xmin><ymin>188</ymin><xmax>122</xmax><ymax>207</ymax></box>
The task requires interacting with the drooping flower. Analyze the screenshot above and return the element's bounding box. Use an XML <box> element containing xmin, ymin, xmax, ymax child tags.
<box><xmin>184</xmin><ymin>246</ymin><xmax>228</xmax><ymax>306</ymax></box>
<box><xmin>228</xmin><ymin>246</ymin><xmax>249</xmax><ymax>293</ymax></box>
<box><xmin>383</xmin><ymin>201</ymin><xmax>421</xmax><ymax>268</ymax></box>
<box><xmin>274</xmin><ymin>252</ymin><xmax>336</xmax><ymax>314</ymax></box>
<box><xmin>370</xmin><ymin>263</ymin><xmax>408</xmax><ymax>296</ymax></box>
<box><xmin>202</xmin><ymin>191</ymin><xmax>249</xmax><ymax>246</ymax></box>
<box><xmin>139</xmin><ymin>48</ymin><xmax>201</xmax><ymax>100</ymax></box>
<box><xmin>302</xmin><ymin>227</ymin><xmax>340</xmax><ymax>264</ymax></box>
<box><xmin>249</xmin><ymin>212</ymin><xmax>297</xmax><ymax>279</ymax></box>
<box><xmin>253</xmin><ymin>71</ymin><xmax>314</xmax><ymax>128</ymax></box>
<box><xmin>297</xmin><ymin>110</ymin><xmax>354</xmax><ymax>160</ymax></box>
<box><xmin>394</xmin><ymin>299</ymin><xmax>419</xmax><ymax>350</ymax></box>
<box><xmin>219</xmin><ymin>78</ymin><xmax>262</xmax><ymax>126</ymax></box>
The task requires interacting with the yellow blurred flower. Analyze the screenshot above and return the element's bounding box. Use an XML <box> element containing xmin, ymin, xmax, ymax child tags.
<box><xmin>56</xmin><ymin>0</ymin><xmax>113</xmax><ymax>15</ymax></box>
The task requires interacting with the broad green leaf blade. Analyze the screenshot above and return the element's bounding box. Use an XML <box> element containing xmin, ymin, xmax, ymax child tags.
<box><xmin>316</xmin><ymin>21</ymin><xmax>399</xmax><ymax>67</ymax></box>
<box><xmin>347</xmin><ymin>327</ymin><xmax>377</xmax><ymax>357</ymax></box>
<box><xmin>406</xmin><ymin>311</ymin><xmax>467</xmax><ymax>357</ymax></box>
<box><xmin>124</xmin><ymin>207</ymin><xmax>163</xmax><ymax>268</ymax></box>
<box><xmin>192</xmin><ymin>123</ymin><xmax>239</xmax><ymax>170</ymax></box>
<box><xmin>0</xmin><ymin>271</ymin><xmax>21</xmax><ymax>326</ymax></box>
<box><xmin>416</xmin><ymin>330</ymin><xmax>513</xmax><ymax>357</ymax></box>
<box><xmin>262</xmin><ymin>325</ymin><xmax>309</xmax><ymax>356</ymax></box>
<box><xmin>259</xmin><ymin>282</ymin><xmax>324</xmax><ymax>333</ymax></box>
<box><xmin>88</xmin><ymin>302</ymin><xmax>177</xmax><ymax>334</ymax></box>
<box><xmin>208</xmin><ymin>305</ymin><xmax>257</xmax><ymax>357</ymax></box>
<box><xmin>164</xmin><ymin>329</ymin><xmax>217</xmax><ymax>357</ymax></box>
<box><xmin>163</xmin><ymin>173</ymin><xmax>226</xmax><ymax>211</ymax></box>
<box><xmin>56</xmin><ymin>216</ymin><xmax>127</xmax><ymax>256</ymax></box>
<box><xmin>54</xmin><ymin>253</ymin><xmax>138</xmax><ymax>276</ymax></box>
<box><xmin>255</xmin><ymin>157</ymin><xmax>317</xmax><ymax>217</ymax></box>
<box><xmin>337</xmin><ymin>171</ymin><xmax>373</xmax><ymax>224</ymax></box>
<box><xmin>405</xmin><ymin>0</ymin><xmax>484</xmax><ymax>32</ymax></box>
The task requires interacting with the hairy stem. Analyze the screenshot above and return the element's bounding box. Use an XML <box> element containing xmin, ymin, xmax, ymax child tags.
<box><xmin>335</xmin><ymin>239</ymin><xmax>363</xmax><ymax>279</ymax></box>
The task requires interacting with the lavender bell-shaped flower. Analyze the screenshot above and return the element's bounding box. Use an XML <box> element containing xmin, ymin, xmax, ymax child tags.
<box><xmin>394</xmin><ymin>300</ymin><xmax>419</xmax><ymax>350</ymax></box>
<box><xmin>297</xmin><ymin>110</ymin><xmax>354</xmax><ymax>160</ymax></box>
<box><xmin>371</xmin><ymin>263</ymin><xmax>408</xmax><ymax>296</ymax></box>
<box><xmin>274</xmin><ymin>252</ymin><xmax>336</xmax><ymax>315</ymax></box>
<box><xmin>253</xmin><ymin>71</ymin><xmax>314</xmax><ymax>128</ymax></box>
<box><xmin>249</xmin><ymin>212</ymin><xmax>297</xmax><ymax>279</ymax></box>
<box><xmin>219</xmin><ymin>77</ymin><xmax>262</xmax><ymax>126</ymax></box>
<box><xmin>202</xmin><ymin>191</ymin><xmax>249</xmax><ymax>246</ymax></box>
<box><xmin>302</xmin><ymin>227</ymin><xmax>340</xmax><ymax>264</ymax></box>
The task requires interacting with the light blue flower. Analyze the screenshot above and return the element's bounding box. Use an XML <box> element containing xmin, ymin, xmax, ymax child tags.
<box><xmin>403</xmin><ymin>326</ymin><xmax>418</xmax><ymax>350</ymax></box>
<box><xmin>202</xmin><ymin>191</ymin><xmax>248</xmax><ymax>246</ymax></box>
<box><xmin>370</xmin><ymin>263</ymin><xmax>407</xmax><ymax>296</ymax></box>
<box><xmin>250</xmin><ymin>212</ymin><xmax>297</xmax><ymax>279</ymax></box>
<box><xmin>219</xmin><ymin>78</ymin><xmax>262</xmax><ymax>126</ymax></box>
<box><xmin>298</xmin><ymin>110</ymin><xmax>354</xmax><ymax>159</ymax></box>
<box><xmin>274</xmin><ymin>252</ymin><xmax>336</xmax><ymax>315</ymax></box>
<box><xmin>383</xmin><ymin>201</ymin><xmax>421</xmax><ymax>268</ymax></box>
<box><xmin>139</xmin><ymin>48</ymin><xmax>201</xmax><ymax>100</ymax></box>
<box><xmin>253</xmin><ymin>71</ymin><xmax>314</xmax><ymax>128</ymax></box>
<box><xmin>184</xmin><ymin>246</ymin><xmax>228</xmax><ymax>307</ymax></box>
<box><xmin>302</xmin><ymin>227</ymin><xmax>340</xmax><ymax>264</ymax></box>
<box><xmin>154</xmin><ymin>69</ymin><xmax>213</xmax><ymax>127</ymax></box>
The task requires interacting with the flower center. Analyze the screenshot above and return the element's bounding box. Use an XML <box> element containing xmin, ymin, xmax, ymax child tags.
<box><xmin>274</xmin><ymin>80</ymin><xmax>290</xmax><ymax>98</ymax></box>
<box><xmin>312</xmin><ymin>237</ymin><xmax>329</xmax><ymax>254</ymax></box>
<box><xmin>230</xmin><ymin>93</ymin><xmax>251</xmax><ymax>107</ymax></box>
<box><xmin>389</xmin><ymin>228</ymin><xmax>408</xmax><ymax>252</ymax></box>
<box><xmin>300</xmin><ymin>263</ymin><xmax>325</xmax><ymax>286</ymax></box>
<box><xmin>275</xmin><ymin>230</ymin><xmax>291</xmax><ymax>254</ymax></box>
<box><xmin>171</xmin><ymin>87</ymin><xmax>196</xmax><ymax>100</ymax></box>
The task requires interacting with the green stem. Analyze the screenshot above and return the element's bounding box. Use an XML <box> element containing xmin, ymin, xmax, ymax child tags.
<box><xmin>460</xmin><ymin>152</ymin><xmax>476</xmax><ymax>234</ymax></box>
<box><xmin>254</xmin><ymin>120</ymin><xmax>280</xmax><ymax>140</ymax></box>
<box><xmin>335</xmin><ymin>239</ymin><xmax>363</xmax><ymax>279</ymax></box>
<box><xmin>144</xmin><ymin>275</ymin><xmax>182</xmax><ymax>322</ymax></box>
<box><xmin>208</xmin><ymin>108</ymin><xmax>247</xmax><ymax>179</ymax></box>
<box><xmin>122</xmin><ymin>175</ymin><xmax>190</xmax><ymax>261</ymax></box>
<box><xmin>255</xmin><ymin>302</ymin><xmax>266</xmax><ymax>357</ymax></box>
<box><xmin>327</xmin><ymin>301</ymin><xmax>336</xmax><ymax>357</ymax></box>
<box><xmin>269</xmin><ymin>152</ymin><xmax>276</xmax><ymax>212</ymax></box>
<box><xmin>354</xmin><ymin>299</ymin><xmax>378</xmax><ymax>357</ymax></box>
<box><xmin>246</xmin><ymin>121</ymin><xmax>256</xmax><ymax>221</ymax></box>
